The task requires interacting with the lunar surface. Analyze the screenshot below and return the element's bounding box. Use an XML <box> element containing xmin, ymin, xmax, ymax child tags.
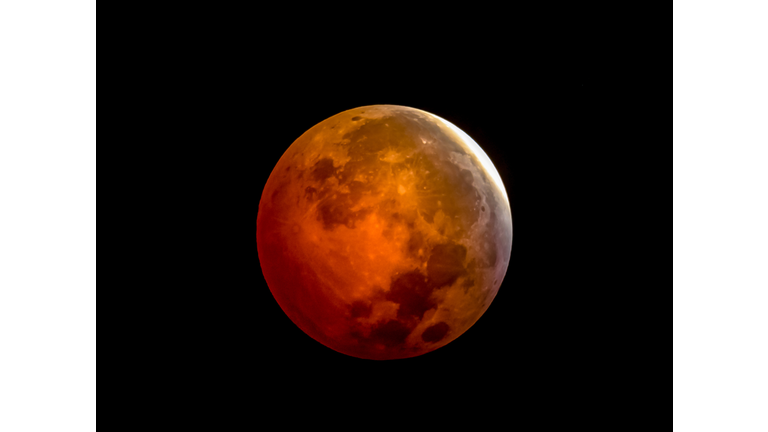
<box><xmin>257</xmin><ymin>105</ymin><xmax>513</xmax><ymax>360</ymax></box>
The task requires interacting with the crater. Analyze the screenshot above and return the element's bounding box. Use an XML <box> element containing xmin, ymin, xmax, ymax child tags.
<box><xmin>311</xmin><ymin>158</ymin><xmax>336</xmax><ymax>182</ymax></box>
<box><xmin>427</xmin><ymin>242</ymin><xmax>468</xmax><ymax>288</ymax></box>
<box><xmin>387</xmin><ymin>270</ymin><xmax>435</xmax><ymax>320</ymax></box>
<box><xmin>369</xmin><ymin>319</ymin><xmax>411</xmax><ymax>348</ymax></box>
<box><xmin>317</xmin><ymin>196</ymin><xmax>371</xmax><ymax>230</ymax></box>
<box><xmin>421</xmin><ymin>322</ymin><xmax>450</xmax><ymax>343</ymax></box>
<box><xmin>406</xmin><ymin>230</ymin><xmax>425</xmax><ymax>258</ymax></box>
<box><xmin>304</xmin><ymin>186</ymin><xmax>317</xmax><ymax>201</ymax></box>
<box><xmin>350</xmin><ymin>301</ymin><xmax>372</xmax><ymax>318</ymax></box>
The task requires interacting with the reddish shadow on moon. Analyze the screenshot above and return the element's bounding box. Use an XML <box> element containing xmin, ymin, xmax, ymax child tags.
<box><xmin>257</xmin><ymin>105</ymin><xmax>512</xmax><ymax>360</ymax></box>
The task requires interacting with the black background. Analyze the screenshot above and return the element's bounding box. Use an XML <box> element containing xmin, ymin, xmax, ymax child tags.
<box><xmin>114</xmin><ymin>4</ymin><xmax>667</xmax><ymax>425</ymax></box>
<box><xmin>156</xmin><ymin>24</ymin><xmax>649</xmax><ymax>416</ymax></box>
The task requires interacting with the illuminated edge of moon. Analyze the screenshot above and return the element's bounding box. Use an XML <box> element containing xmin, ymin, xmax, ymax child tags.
<box><xmin>424</xmin><ymin>111</ymin><xmax>511</xmax><ymax>211</ymax></box>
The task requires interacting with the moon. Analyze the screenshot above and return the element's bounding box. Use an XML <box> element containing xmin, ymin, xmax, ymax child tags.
<box><xmin>257</xmin><ymin>105</ymin><xmax>513</xmax><ymax>360</ymax></box>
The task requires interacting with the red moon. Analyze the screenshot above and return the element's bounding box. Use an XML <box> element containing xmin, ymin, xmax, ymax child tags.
<box><xmin>257</xmin><ymin>105</ymin><xmax>512</xmax><ymax>360</ymax></box>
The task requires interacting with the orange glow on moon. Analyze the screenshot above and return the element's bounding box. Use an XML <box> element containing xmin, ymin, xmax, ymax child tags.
<box><xmin>257</xmin><ymin>105</ymin><xmax>513</xmax><ymax>360</ymax></box>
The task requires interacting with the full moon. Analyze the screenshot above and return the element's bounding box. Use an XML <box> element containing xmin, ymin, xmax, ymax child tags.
<box><xmin>257</xmin><ymin>105</ymin><xmax>513</xmax><ymax>360</ymax></box>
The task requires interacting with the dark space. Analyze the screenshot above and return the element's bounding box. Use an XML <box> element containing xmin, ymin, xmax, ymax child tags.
<box><xmin>94</xmin><ymin>2</ymin><xmax>669</xmax><ymax>424</ymax></box>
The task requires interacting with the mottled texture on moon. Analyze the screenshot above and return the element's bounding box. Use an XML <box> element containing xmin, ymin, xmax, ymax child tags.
<box><xmin>257</xmin><ymin>105</ymin><xmax>513</xmax><ymax>360</ymax></box>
